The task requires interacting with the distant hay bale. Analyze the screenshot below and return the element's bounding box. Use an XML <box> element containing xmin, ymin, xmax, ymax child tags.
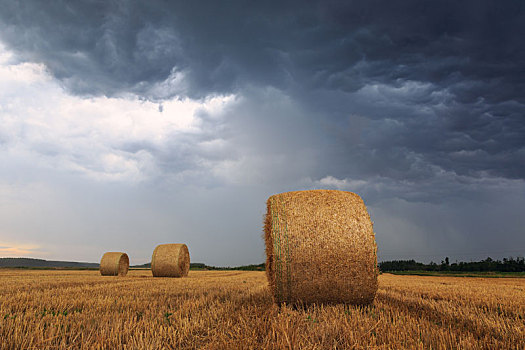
<box><xmin>264</xmin><ymin>190</ymin><xmax>378</xmax><ymax>305</ymax></box>
<box><xmin>99</xmin><ymin>252</ymin><xmax>129</xmax><ymax>277</ymax></box>
<box><xmin>151</xmin><ymin>244</ymin><xmax>190</xmax><ymax>277</ymax></box>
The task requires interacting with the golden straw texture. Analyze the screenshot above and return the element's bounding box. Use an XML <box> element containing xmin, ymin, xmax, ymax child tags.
<box><xmin>99</xmin><ymin>252</ymin><xmax>129</xmax><ymax>277</ymax></box>
<box><xmin>151</xmin><ymin>244</ymin><xmax>190</xmax><ymax>277</ymax></box>
<box><xmin>264</xmin><ymin>190</ymin><xmax>378</xmax><ymax>305</ymax></box>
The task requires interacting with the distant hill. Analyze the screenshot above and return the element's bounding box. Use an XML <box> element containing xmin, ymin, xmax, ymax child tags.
<box><xmin>131</xmin><ymin>262</ymin><xmax>263</xmax><ymax>270</ymax></box>
<box><xmin>131</xmin><ymin>262</ymin><xmax>206</xmax><ymax>268</ymax></box>
<box><xmin>0</xmin><ymin>258</ymin><xmax>264</xmax><ymax>271</ymax></box>
<box><xmin>131</xmin><ymin>262</ymin><xmax>151</xmax><ymax>268</ymax></box>
<box><xmin>0</xmin><ymin>257</ymin><xmax>98</xmax><ymax>269</ymax></box>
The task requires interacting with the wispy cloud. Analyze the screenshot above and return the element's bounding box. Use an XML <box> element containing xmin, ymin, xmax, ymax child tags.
<box><xmin>0</xmin><ymin>241</ymin><xmax>42</xmax><ymax>257</ymax></box>
<box><xmin>0</xmin><ymin>45</ymin><xmax>236</xmax><ymax>183</ymax></box>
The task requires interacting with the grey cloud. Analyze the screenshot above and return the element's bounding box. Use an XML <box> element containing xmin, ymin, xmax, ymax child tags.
<box><xmin>1</xmin><ymin>1</ymin><xmax>524</xmax><ymax>263</ymax></box>
<box><xmin>370</xmin><ymin>188</ymin><xmax>525</xmax><ymax>263</ymax></box>
<box><xmin>296</xmin><ymin>76</ymin><xmax>525</xmax><ymax>185</ymax></box>
<box><xmin>1</xmin><ymin>0</ymin><xmax>524</xmax><ymax>184</ymax></box>
<box><xmin>112</xmin><ymin>87</ymin><xmax>323</xmax><ymax>188</ymax></box>
<box><xmin>2</xmin><ymin>1</ymin><xmax>522</xmax><ymax>100</ymax></box>
<box><xmin>0</xmin><ymin>1</ymin><xmax>185</xmax><ymax>96</ymax></box>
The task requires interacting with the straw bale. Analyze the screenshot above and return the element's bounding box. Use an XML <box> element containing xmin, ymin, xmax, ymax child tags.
<box><xmin>99</xmin><ymin>252</ymin><xmax>129</xmax><ymax>277</ymax></box>
<box><xmin>264</xmin><ymin>190</ymin><xmax>378</xmax><ymax>305</ymax></box>
<box><xmin>151</xmin><ymin>244</ymin><xmax>190</xmax><ymax>277</ymax></box>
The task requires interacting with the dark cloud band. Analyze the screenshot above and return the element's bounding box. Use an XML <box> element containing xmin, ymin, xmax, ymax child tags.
<box><xmin>0</xmin><ymin>0</ymin><xmax>523</xmax><ymax>184</ymax></box>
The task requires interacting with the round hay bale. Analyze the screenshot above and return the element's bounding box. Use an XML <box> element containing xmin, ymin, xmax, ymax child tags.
<box><xmin>151</xmin><ymin>244</ymin><xmax>190</xmax><ymax>277</ymax></box>
<box><xmin>264</xmin><ymin>189</ymin><xmax>378</xmax><ymax>305</ymax></box>
<box><xmin>99</xmin><ymin>252</ymin><xmax>129</xmax><ymax>277</ymax></box>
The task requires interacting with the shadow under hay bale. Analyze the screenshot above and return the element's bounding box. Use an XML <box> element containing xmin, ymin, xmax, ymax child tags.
<box><xmin>100</xmin><ymin>252</ymin><xmax>129</xmax><ymax>277</ymax></box>
<box><xmin>151</xmin><ymin>243</ymin><xmax>190</xmax><ymax>277</ymax></box>
<box><xmin>264</xmin><ymin>190</ymin><xmax>378</xmax><ymax>305</ymax></box>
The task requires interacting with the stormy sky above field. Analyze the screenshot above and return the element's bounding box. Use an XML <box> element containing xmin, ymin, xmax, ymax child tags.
<box><xmin>0</xmin><ymin>1</ymin><xmax>524</xmax><ymax>265</ymax></box>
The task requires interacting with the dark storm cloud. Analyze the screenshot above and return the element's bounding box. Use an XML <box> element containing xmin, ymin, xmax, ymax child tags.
<box><xmin>0</xmin><ymin>0</ymin><xmax>524</xmax><ymax>191</ymax></box>
<box><xmin>1</xmin><ymin>1</ymin><xmax>523</xmax><ymax>98</ymax></box>
<box><xmin>306</xmin><ymin>81</ymin><xmax>525</xmax><ymax>184</ymax></box>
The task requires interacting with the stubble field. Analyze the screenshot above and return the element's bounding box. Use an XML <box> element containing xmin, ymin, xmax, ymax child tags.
<box><xmin>0</xmin><ymin>269</ymin><xmax>523</xmax><ymax>349</ymax></box>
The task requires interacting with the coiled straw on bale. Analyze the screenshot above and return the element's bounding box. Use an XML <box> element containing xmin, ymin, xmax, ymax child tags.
<box><xmin>151</xmin><ymin>244</ymin><xmax>190</xmax><ymax>277</ymax></box>
<box><xmin>99</xmin><ymin>252</ymin><xmax>129</xmax><ymax>277</ymax></box>
<box><xmin>264</xmin><ymin>190</ymin><xmax>378</xmax><ymax>305</ymax></box>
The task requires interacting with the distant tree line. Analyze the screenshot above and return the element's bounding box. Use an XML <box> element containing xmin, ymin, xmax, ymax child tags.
<box><xmin>379</xmin><ymin>257</ymin><xmax>525</xmax><ymax>272</ymax></box>
<box><xmin>205</xmin><ymin>263</ymin><xmax>265</xmax><ymax>271</ymax></box>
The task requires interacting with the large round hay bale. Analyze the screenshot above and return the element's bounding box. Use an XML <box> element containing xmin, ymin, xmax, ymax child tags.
<box><xmin>99</xmin><ymin>252</ymin><xmax>129</xmax><ymax>277</ymax></box>
<box><xmin>264</xmin><ymin>190</ymin><xmax>378</xmax><ymax>305</ymax></box>
<box><xmin>151</xmin><ymin>244</ymin><xmax>190</xmax><ymax>277</ymax></box>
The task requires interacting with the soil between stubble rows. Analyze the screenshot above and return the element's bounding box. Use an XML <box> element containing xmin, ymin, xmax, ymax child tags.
<box><xmin>0</xmin><ymin>270</ymin><xmax>523</xmax><ymax>349</ymax></box>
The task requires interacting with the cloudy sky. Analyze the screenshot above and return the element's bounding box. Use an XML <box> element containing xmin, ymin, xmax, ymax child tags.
<box><xmin>0</xmin><ymin>1</ymin><xmax>523</xmax><ymax>266</ymax></box>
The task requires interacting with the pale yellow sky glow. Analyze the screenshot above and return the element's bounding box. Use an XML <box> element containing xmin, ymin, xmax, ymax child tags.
<box><xmin>0</xmin><ymin>241</ymin><xmax>42</xmax><ymax>257</ymax></box>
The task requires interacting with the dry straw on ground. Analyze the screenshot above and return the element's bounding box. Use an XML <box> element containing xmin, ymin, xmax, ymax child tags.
<box><xmin>264</xmin><ymin>189</ymin><xmax>378</xmax><ymax>305</ymax></box>
<box><xmin>99</xmin><ymin>252</ymin><xmax>129</xmax><ymax>277</ymax></box>
<box><xmin>151</xmin><ymin>244</ymin><xmax>190</xmax><ymax>277</ymax></box>
<box><xmin>1</xmin><ymin>270</ymin><xmax>523</xmax><ymax>348</ymax></box>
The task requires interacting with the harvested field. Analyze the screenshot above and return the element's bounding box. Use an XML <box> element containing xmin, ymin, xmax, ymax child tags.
<box><xmin>0</xmin><ymin>270</ymin><xmax>523</xmax><ymax>349</ymax></box>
